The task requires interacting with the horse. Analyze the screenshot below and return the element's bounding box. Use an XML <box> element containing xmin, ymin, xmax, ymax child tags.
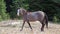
<box><xmin>17</xmin><ymin>8</ymin><xmax>48</xmax><ymax>31</ymax></box>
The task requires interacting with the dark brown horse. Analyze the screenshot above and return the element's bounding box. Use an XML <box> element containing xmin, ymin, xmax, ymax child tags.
<box><xmin>17</xmin><ymin>8</ymin><xmax>48</xmax><ymax>31</ymax></box>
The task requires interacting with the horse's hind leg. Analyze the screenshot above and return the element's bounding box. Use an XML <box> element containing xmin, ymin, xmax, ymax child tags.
<box><xmin>27</xmin><ymin>20</ymin><xmax>33</xmax><ymax>31</ymax></box>
<box><xmin>45</xmin><ymin>15</ymin><xmax>48</xmax><ymax>28</ymax></box>
<box><xmin>20</xmin><ymin>21</ymin><xmax>25</xmax><ymax>31</ymax></box>
<box><xmin>41</xmin><ymin>22</ymin><xmax>45</xmax><ymax>31</ymax></box>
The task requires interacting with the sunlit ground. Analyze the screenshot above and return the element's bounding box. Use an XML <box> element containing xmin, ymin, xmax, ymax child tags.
<box><xmin>0</xmin><ymin>20</ymin><xmax>60</xmax><ymax>34</ymax></box>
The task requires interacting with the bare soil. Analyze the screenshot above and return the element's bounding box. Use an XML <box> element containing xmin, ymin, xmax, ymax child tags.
<box><xmin>0</xmin><ymin>20</ymin><xmax>60</xmax><ymax>34</ymax></box>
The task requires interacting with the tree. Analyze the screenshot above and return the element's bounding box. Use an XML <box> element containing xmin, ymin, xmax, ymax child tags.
<box><xmin>4</xmin><ymin>0</ymin><xmax>60</xmax><ymax>22</ymax></box>
<box><xmin>5</xmin><ymin>0</ymin><xmax>29</xmax><ymax>19</ymax></box>
<box><xmin>0</xmin><ymin>0</ymin><xmax>10</xmax><ymax>21</ymax></box>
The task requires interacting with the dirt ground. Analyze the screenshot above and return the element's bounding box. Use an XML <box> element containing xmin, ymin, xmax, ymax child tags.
<box><xmin>0</xmin><ymin>20</ymin><xmax>60</xmax><ymax>34</ymax></box>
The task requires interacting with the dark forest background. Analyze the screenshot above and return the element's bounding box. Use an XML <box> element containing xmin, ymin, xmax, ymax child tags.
<box><xmin>0</xmin><ymin>0</ymin><xmax>60</xmax><ymax>23</ymax></box>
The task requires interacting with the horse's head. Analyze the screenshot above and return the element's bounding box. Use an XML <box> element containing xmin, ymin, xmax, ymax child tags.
<box><xmin>17</xmin><ymin>8</ymin><xmax>27</xmax><ymax>16</ymax></box>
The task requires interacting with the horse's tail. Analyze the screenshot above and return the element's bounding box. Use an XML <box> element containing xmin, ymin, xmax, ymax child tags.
<box><xmin>45</xmin><ymin>14</ymin><xmax>48</xmax><ymax>28</ymax></box>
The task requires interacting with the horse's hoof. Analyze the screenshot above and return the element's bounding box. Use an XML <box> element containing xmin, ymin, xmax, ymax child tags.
<box><xmin>41</xmin><ymin>30</ymin><xmax>44</xmax><ymax>32</ymax></box>
<box><xmin>46</xmin><ymin>27</ymin><xmax>48</xmax><ymax>29</ymax></box>
<box><xmin>20</xmin><ymin>29</ymin><xmax>22</xmax><ymax>31</ymax></box>
<box><xmin>47</xmin><ymin>27</ymin><xmax>48</xmax><ymax>29</ymax></box>
<box><xmin>41</xmin><ymin>29</ymin><xmax>44</xmax><ymax>31</ymax></box>
<box><xmin>31</xmin><ymin>29</ymin><xmax>33</xmax><ymax>31</ymax></box>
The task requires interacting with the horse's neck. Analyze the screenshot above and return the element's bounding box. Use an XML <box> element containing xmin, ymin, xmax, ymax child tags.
<box><xmin>22</xmin><ymin>12</ymin><xmax>27</xmax><ymax>17</ymax></box>
<box><xmin>22</xmin><ymin>13</ymin><xmax>27</xmax><ymax>20</ymax></box>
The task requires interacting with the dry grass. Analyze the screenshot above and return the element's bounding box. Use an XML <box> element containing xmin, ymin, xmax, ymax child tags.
<box><xmin>0</xmin><ymin>20</ymin><xmax>60</xmax><ymax>34</ymax></box>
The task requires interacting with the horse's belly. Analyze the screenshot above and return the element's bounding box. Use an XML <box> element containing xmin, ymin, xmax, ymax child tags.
<box><xmin>27</xmin><ymin>14</ymin><xmax>38</xmax><ymax>21</ymax></box>
<box><xmin>28</xmin><ymin>18</ymin><xmax>38</xmax><ymax>21</ymax></box>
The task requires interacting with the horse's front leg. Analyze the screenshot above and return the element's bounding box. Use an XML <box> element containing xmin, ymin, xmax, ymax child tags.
<box><xmin>41</xmin><ymin>23</ymin><xmax>45</xmax><ymax>31</ymax></box>
<box><xmin>20</xmin><ymin>20</ymin><xmax>25</xmax><ymax>31</ymax></box>
<box><xmin>27</xmin><ymin>20</ymin><xmax>33</xmax><ymax>31</ymax></box>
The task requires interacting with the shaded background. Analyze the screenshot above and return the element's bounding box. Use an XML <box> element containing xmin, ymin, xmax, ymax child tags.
<box><xmin>0</xmin><ymin>0</ymin><xmax>60</xmax><ymax>22</ymax></box>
